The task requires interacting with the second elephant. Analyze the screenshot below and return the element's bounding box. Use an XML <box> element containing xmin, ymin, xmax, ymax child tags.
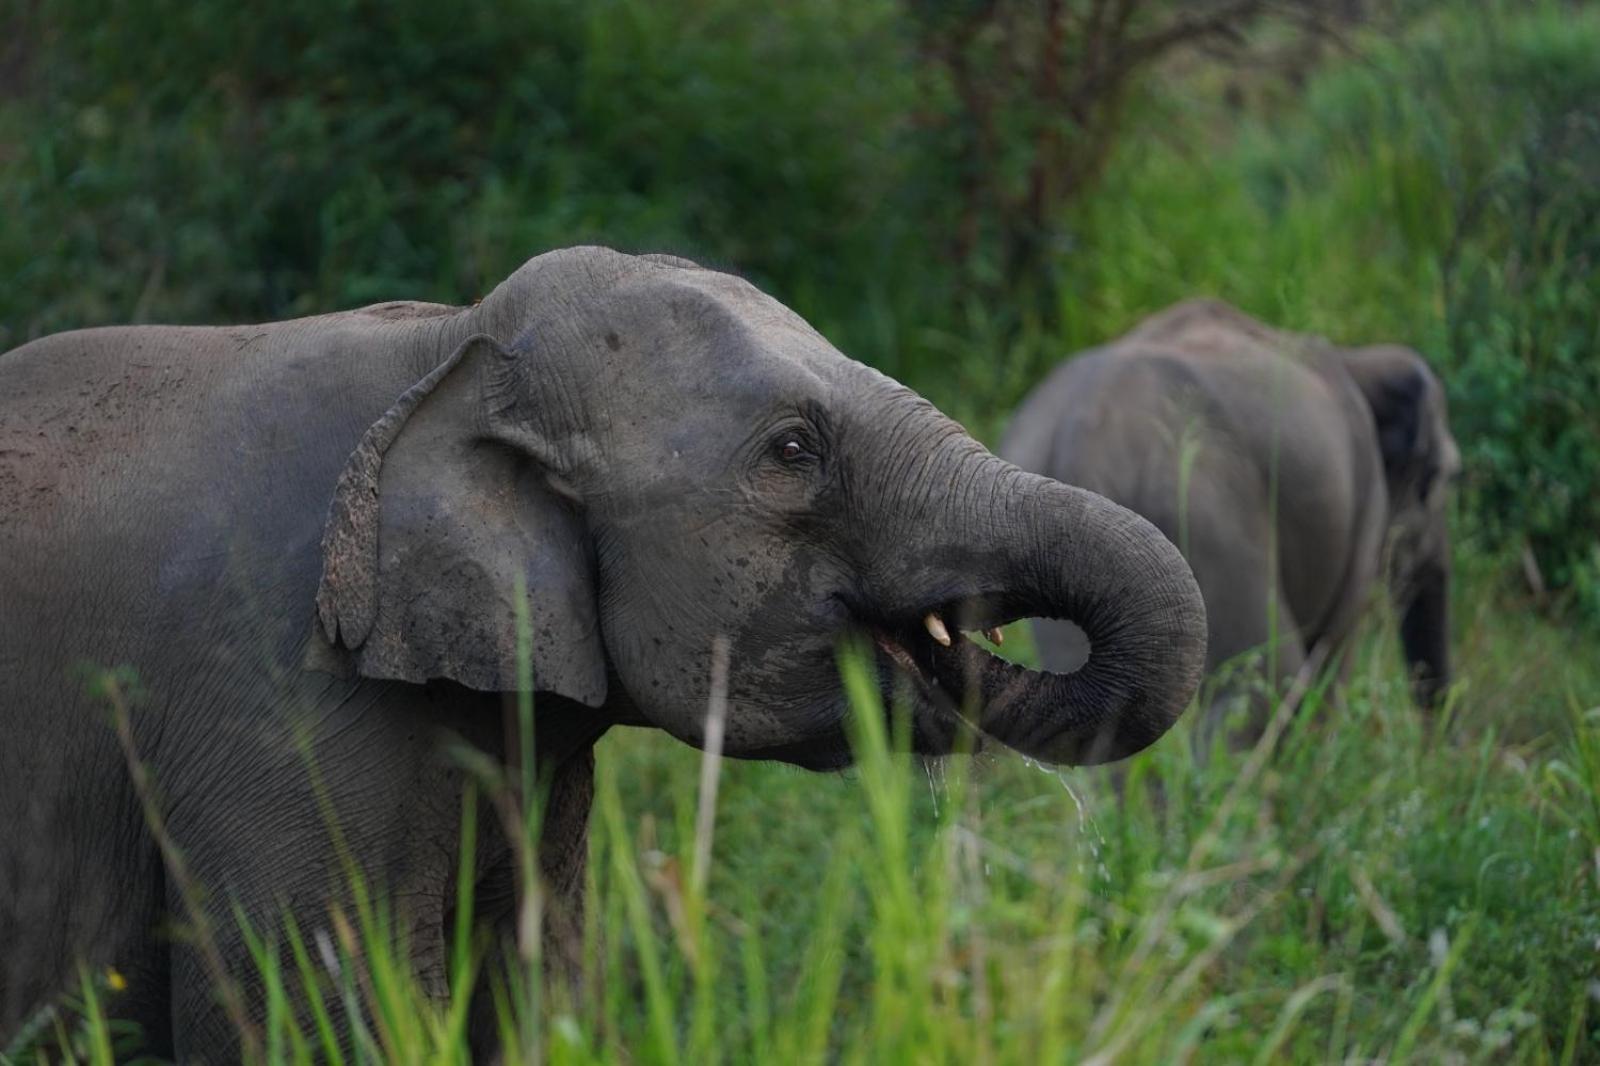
<box><xmin>1002</xmin><ymin>299</ymin><xmax>1458</xmax><ymax>744</ymax></box>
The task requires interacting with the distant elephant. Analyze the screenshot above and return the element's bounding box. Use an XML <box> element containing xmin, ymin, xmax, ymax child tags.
<box><xmin>1002</xmin><ymin>298</ymin><xmax>1456</xmax><ymax>747</ymax></box>
<box><xmin>0</xmin><ymin>247</ymin><xmax>1206</xmax><ymax>1060</ymax></box>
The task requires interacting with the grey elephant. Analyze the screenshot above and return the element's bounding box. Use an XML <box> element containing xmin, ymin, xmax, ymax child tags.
<box><xmin>0</xmin><ymin>247</ymin><xmax>1206</xmax><ymax>1060</ymax></box>
<box><xmin>1002</xmin><ymin>298</ymin><xmax>1456</xmax><ymax>746</ymax></box>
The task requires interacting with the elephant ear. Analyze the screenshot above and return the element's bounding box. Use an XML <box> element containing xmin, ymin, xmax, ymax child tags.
<box><xmin>1345</xmin><ymin>345</ymin><xmax>1434</xmax><ymax>482</ymax></box>
<box><xmin>312</xmin><ymin>334</ymin><xmax>607</xmax><ymax>706</ymax></box>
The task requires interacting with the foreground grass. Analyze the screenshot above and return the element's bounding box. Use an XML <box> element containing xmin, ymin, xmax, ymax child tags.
<box><xmin>20</xmin><ymin>568</ymin><xmax>1597</xmax><ymax>1064</ymax></box>
<box><xmin>585</xmin><ymin>576</ymin><xmax>1599</xmax><ymax>1064</ymax></box>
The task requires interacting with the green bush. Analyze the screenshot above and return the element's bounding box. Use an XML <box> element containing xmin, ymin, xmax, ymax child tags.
<box><xmin>0</xmin><ymin>0</ymin><xmax>928</xmax><ymax>360</ymax></box>
<box><xmin>1255</xmin><ymin>2</ymin><xmax>1600</xmax><ymax>618</ymax></box>
<box><xmin>1301</xmin><ymin>3</ymin><xmax>1600</xmax><ymax>619</ymax></box>
<box><xmin>1445</xmin><ymin>108</ymin><xmax>1600</xmax><ymax>619</ymax></box>
<box><xmin>0</xmin><ymin>0</ymin><xmax>1338</xmax><ymax>415</ymax></box>
<box><xmin>5</xmin><ymin>0</ymin><xmax>1597</xmax><ymax>610</ymax></box>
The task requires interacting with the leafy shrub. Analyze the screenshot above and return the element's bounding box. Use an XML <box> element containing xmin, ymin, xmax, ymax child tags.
<box><xmin>1289</xmin><ymin>3</ymin><xmax>1600</xmax><ymax>619</ymax></box>
<box><xmin>0</xmin><ymin>0</ymin><xmax>1326</xmax><ymax>415</ymax></box>
<box><xmin>1445</xmin><ymin>108</ymin><xmax>1600</xmax><ymax>619</ymax></box>
<box><xmin>4</xmin><ymin>0</ymin><xmax>1597</xmax><ymax>610</ymax></box>
<box><xmin>0</xmin><ymin>0</ymin><xmax>925</xmax><ymax>354</ymax></box>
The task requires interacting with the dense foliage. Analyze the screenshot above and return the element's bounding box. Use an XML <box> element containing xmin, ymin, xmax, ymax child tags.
<box><xmin>4</xmin><ymin>0</ymin><xmax>1596</xmax><ymax>612</ymax></box>
<box><xmin>1</xmin><ymin>0</ymin><xmax>920</xmax><ymax>352</ymax></box>
<box><xmin>1254</xmin><ymin>9</ymin><xmax>1600</xmax><ymax>616</ymax></box>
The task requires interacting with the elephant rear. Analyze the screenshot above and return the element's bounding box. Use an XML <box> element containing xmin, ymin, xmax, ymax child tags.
<box><xmin>1000</xmin><ymin>319</ymin><xmax>1373</xmax><ymax>690</ymax></box>
<box><xmin>0</xmin><ymin>327</ymin><xmax>204</xmax><ymax>1040</ymax></box>
<box><xmin>1002</xmin><ymin>342</ymin><xmax>1265</xmax><ymax>570</ymax></box>
<box><xmin>1003</xmin><ymin>297</ymin><xmax>1457</xmax><ymax>748</ymax></box>
<box><xmin>0</xmin><ymin>313</ymin><xmax>454</xmax><ymax>1042</ymax></box>
<box><xmin>1002</xmin><ymin>345</ymin><xmax>1246</xmax><ymax>673</ymax></box>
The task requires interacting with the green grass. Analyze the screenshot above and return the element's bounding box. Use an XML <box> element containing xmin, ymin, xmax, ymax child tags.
<box><xmin>21</xmin><ymin>574</ymin><xmax>1597</xmax><ymax>1063</ymax></box>
<box><xmin>581</xmin><ymin>577</ymin><xmax>1598</xmax><ymax>1064</ymax></box>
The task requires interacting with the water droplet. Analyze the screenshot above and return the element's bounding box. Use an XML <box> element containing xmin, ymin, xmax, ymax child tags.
<box><xmin>1052</xmin><ymin>769</ymin><xmax>1111</xmax><ymax>890</ymax></box>
<box><xmin>921</xmin><ymin>757</ymin><xmax>946</xmax><ymax>818</ymax></box>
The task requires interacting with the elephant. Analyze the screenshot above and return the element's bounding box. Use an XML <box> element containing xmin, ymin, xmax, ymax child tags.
<box><xmin>1001</xmin><ymin>298</ymin><xmax>1457</xmax><ymax>748</ymax></box>
<box><xmin>0</xmin><ymin>246</ymin><xmax>1207</xmax><ymax>1060</ymax></box>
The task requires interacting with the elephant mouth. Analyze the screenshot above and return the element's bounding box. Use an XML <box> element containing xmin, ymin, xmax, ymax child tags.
<box><xmin>864</xmin><ymin>598</ymin><xmax>1043</xmax><ymax>752</ymax></box>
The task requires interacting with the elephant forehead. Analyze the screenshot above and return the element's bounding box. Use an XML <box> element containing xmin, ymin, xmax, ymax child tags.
<box><xmin>594</xmin><ymin>271</ymin><xmax>848</xmax><ymax>382</ymax></box>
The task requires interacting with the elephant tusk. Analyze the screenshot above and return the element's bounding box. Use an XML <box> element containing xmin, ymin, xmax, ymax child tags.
<box><xmin>924</xmin><ymin>612</ymin><xmax>952</xmax><ymax>647</ymax></box>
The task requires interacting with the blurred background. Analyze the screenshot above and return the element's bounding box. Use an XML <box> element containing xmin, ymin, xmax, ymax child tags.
<box><xmin>4</xmin><ymin>1</ymin><xmax>1599</xmax><ymax>1060</ymax></box>
<box><xmin>4</xmin><ymin>0</ymin><xmax>1597</xmax><ymax>621</ymax></box>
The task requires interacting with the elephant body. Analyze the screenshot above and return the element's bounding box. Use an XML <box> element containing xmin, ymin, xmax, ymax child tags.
<box><xmin>0</xmin><ymin>295</ymin><xmax>596</xmax><ymax>1054</ymax></box>
<box><xmin>1</xmin><ymin>249</ymin><xmax>1206</xmax><ymax>1059</ymax></box>
<box><xmin>1002</xmin><ymin>299</ymin><xmax>1456</xmax><ymax>744</ymax></box>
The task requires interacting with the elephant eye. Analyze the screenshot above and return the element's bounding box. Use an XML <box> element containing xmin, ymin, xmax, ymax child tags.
<box><xmin>772</xmin><ymin>434</ymin><xmax>819</xmax><ymax>465</ymax></box>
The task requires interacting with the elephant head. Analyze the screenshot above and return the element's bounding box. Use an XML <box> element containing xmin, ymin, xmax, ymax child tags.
<box><xmin>1343</xmin><ymin>344</ymin><xmax>1459</xmax><ymax>708</ymax></box>
<box><xmin>314</xmin><ymin>247</ymin><xmax>1207</xmax><ymax>768</ymax></box>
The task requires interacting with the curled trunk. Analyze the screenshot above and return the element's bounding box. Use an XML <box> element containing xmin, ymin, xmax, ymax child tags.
<box><xmin>874</xmin><ymin>451</ymin><xmax>1207</xmax><ymax>765</ymax></box>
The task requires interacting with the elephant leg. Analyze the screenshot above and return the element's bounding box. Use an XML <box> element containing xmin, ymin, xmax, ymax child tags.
<box><xmin>163</xmin><ymin>685</ymin><xmax>493</xmax><ymax>1061</ymax></box>
<box><xmin>1198</xmin><ymin>615</ymin><xmax>1307</xmax><ymax>755</ymax></box>
<box><xmin>0</xmin><ymin>802</ymin><xmax>173</xmax><ymax>1058</ymax></box>
<box><xmin>467</xmin><ymin>742</ymin><xmax>597</xmax><ymax>1060</ymax></box>
<box><xmin>1189</xmin><ymin>523</ymin><xmax>1308</xmax><ymax>758</ymax></box>
<box><xmin>168</xmin><ymin>819</ymin><xmax>464</xmax><ymax>1062</ymax></box>
<box><xmin>167</xmin><ymin>879</ymin><xmax>268</xmax><ymax>1063</ymax></box>
<box><xmin>539</xmin><ymin>744</ymin><xmax>595</xmax><ymax>998</ymax></box>
<box><xmin>1235</xmin><ymin>594</ymin><xmax>1308</xmax><ymax>751</ymax></box>
<box><xmin>1314</xmin><ymin>636</ymin><xmax>1358</xmax><ymax>718</ymax></box>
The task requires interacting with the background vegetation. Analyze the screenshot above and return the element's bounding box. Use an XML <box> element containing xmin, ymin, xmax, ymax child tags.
<box><xmin>3</xmin><ymin>0</ymin><xmax>1597</xmax><ymax>1061</ymax></box>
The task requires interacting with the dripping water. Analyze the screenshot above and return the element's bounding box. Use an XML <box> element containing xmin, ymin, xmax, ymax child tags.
<box><xmin>1021</xmin><ymin>756</ymin><xmax>1112</xmax><ymax>890</ymax></box>
<box><xmin>920</xmin><ymin>756</ymin><xmax>948</xmax><ymax>820</ymax></box>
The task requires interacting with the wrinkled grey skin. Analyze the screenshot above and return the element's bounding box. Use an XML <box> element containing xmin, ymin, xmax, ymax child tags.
<box><xmin>1002</xmin><ymin>299</ymin><xmax>1457</xmax><ymax>746</ymax></box>
<box><xmin>0</xmin><ymin>248</ymin><xmax>1205</xmax><ymax>1060</ymax></box>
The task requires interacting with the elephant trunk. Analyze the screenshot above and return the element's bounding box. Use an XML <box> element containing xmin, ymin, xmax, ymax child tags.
<box><xmin>1398</xmin><ymin>554</ymin><xmax>1451</xmax><ymax>710</ymax></box>
<box><xmin>872</xmin><ymin>443</ymin><xmax>1207</xmax><ymax>765</ymax></box>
